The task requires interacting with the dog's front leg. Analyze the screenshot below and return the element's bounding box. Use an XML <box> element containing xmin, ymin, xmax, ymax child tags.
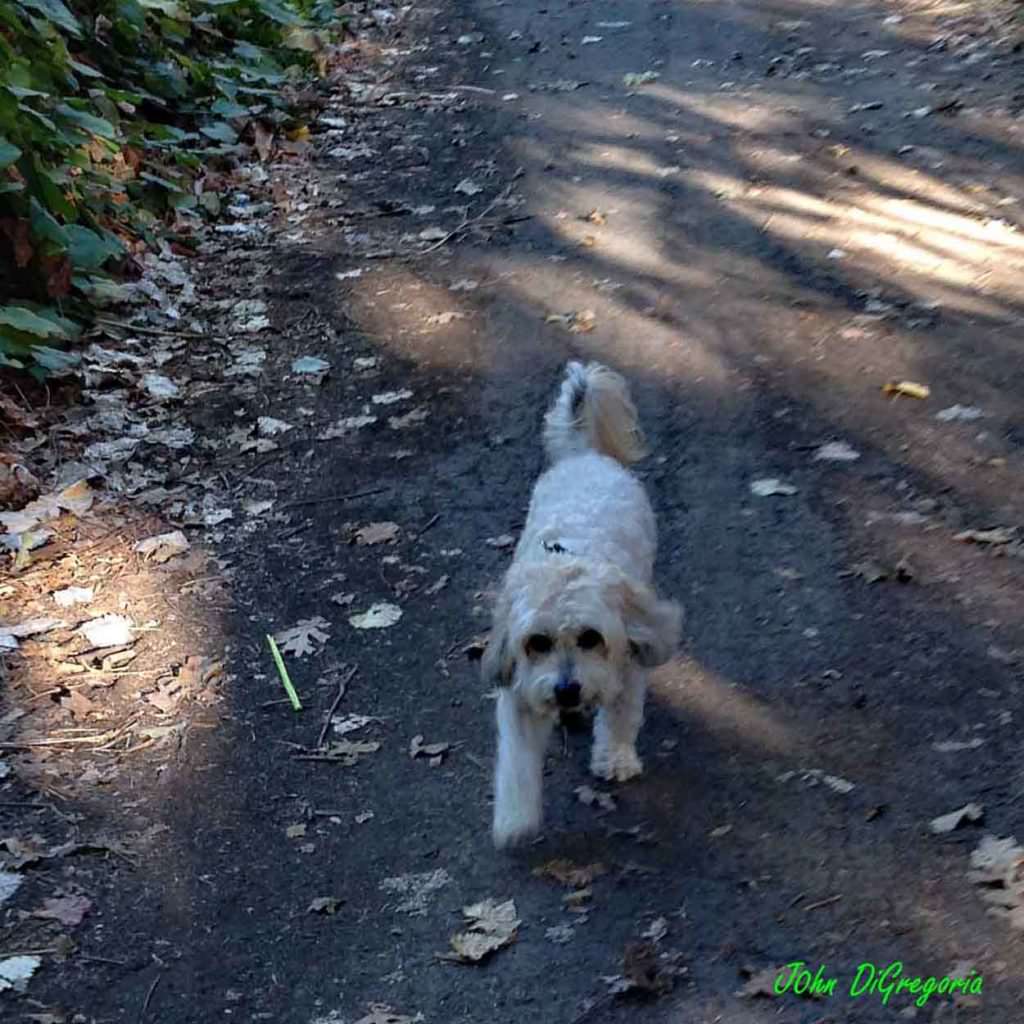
<box><xmin>493</xmin><ymin>689</ymin><xmax>554</xmax><ymax>848</ymax></box>
<box><xmin>591</xmin><ymin>668</ymin><xmax>646</xmax><ymax>782</ymax></box>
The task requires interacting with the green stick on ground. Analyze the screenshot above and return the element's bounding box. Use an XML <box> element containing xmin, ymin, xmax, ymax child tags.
<box><xmin>267</xmin><ymin>634</ymin><xmax>302</xmax><ymax>711</ymax></box>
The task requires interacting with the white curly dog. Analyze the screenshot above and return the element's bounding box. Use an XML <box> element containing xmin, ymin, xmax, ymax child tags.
<box><xmin>483</xmin><ymin>361</ymin><xmax>682</xmax><ymax>848</ymax></box>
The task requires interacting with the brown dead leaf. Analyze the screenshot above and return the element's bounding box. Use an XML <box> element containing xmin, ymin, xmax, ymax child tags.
<box><xmin>545</xmin><ymin>310</ymin><xmax>597</xmax><ymax>334</ymax></box>
<box><xmin>32</xmin><ymin>894</ymin><xmax>92</xmax><ymax>927</ymax></box>
<box><xmin>355</xmin><ymin>521</ymin><xmax>400</xmax><ymax>545</ymax></box>
<box><xmin>253</xmin><ymin>121</ymin><xmax>274</xmax><ymax>161</ymax></box>
<box><xmin>533</xmin><ymin>859</ymin><xmax>608</xmax><ymax>888</ymax></box>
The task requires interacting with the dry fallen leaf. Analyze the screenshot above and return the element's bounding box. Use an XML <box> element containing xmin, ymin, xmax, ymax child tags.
<box><xmin>317</xmin><ymin>740</ymin><xmax>380</xmax><ymax>766</ymax></box>
<box><xmin>353</xmin><ymin>1005</ymin><xmax>424</xmax><ymax>1024</ymax></box>
<box><xmin>967</xmin><ymin>834</ymin><xmax>1024</xmax><ymax>929</ymax></box>
<box><xmin>355</xmin><ymin>522</ymin><xmax>400</xmax><ymax>545</ymax></box>
<box><xmin>750</xmin><ymin>478</ymin><xmax>798</xmax><ymax>497</ymax></box>
<box><xmin>443</xmin><ymin>898</ymin><xmax>520</xmax><ymax>963</ymax></box>
<box><xmin>307</xmin><ymin>896</ymin><xmax>343</xmax><ymax>915</ymax></box>
<box><xmin>286</xmin><ymin>823</ymin><xmax>307</xmax><ymax>839</ymax></box>
<box><xmin>545</xmin><ymin>309</ymin><xmax>596</xmax><ymax>334</ymax></box>
<box><xmin>79</xmin><ymin>614</ymin><xmax>133</xmax><ymax>648</ymax></box>
<box><xmin>533</xmin><ymin>860</ymin><xmax>608</xmax><ymax>888</ymax></box>
<box><xmin>930</xmin><ymin>803</ymin><xmax>984</xmax><ymax>835</ymax></box>
<box><xmin>485</xmin><ymin>534</ymin><xmax>515</xmax><ymax>549</ymax></box>
<box><xmin>813</xmin><ymin>441</ymin><xmax>860</xmax><ymax>462</ymax></box>
<box><xmin>274</xmin><ymin>617</ymin><xmax>331</xmax><ymax>657</ymax></box>
<box><xmin>134</xmin><ymin>530</ymin><xmax>190</xmax><ymax>563</ymax></box>
<box><xmin>32</xmin><ymin>894</ymin><xmax>92</xmax><ymax>927</ymax></box>
<box><xmin>349</xmin><ymin>603</ymin><xmax>403</xmax><ymax>630</ymax></box>
<box><xmin>409</xmin><ymin>735</ymin><xmax>451</xmax><ymax>760</ymax></box>
<box><xmin>955</xmin><ymin>527</ymin><xmax>1017</xmax><ymax>546</ymax></box>
<box><xmin>576</xmin><ymin>785</ymin><xmax>617</xmax><ymax>811</ymax></box>
<box><xmin>0</xmin><ymin>955</ymin><xmax>40</xmax><ymax>993</ymax></box>
<box><xmin>882</xmin><ymin>380</ymin><xmax>930</xmax><ymax>400</ymax></box>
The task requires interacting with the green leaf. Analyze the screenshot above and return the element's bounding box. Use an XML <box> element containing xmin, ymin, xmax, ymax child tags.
<box><xmin>0</xmin><ymin>135</ymin><xmax>21</xmax><ymax>167</ymax></box>
<box><xmin>251</xmin><ymin>0</ymin><xmax>302</xmax><ymax>25</ymax></box>
<box><xmin>199</xmin><ymin>121</ymin><xmax>237</xmax><ymax>143</ymax></box>
<box><xmin>66</xmin><ymin>224</ymin><xmax>123</xmax><ymax>270</ymax></box>
<box><xmin>55</xmin><ymin>103</ymin><xmax>118</xmax><ymax>140</ymax></box>
<box><xmin>69</xmin><ymin>59</ymin><xmax>104</xmax><ymax>79</ymax></box>
<box><xmin>0</xmin><ymin>305</ymin><xmax>70</xmax><ymax>338</ymax></box>
<box><xmin>29</xmin><ymin>198</ymin><xmax>70</xmax><ymax>247</ymax></box>
<box><xmin>31</xmin><ymin>344</ymin><xmax>80</xmax><ymax>374</ymax></box>
<box><xmin>210</xmin><ymin>98</ymin><xmax>250</xmax><ymax>117</ymax></box>
<box><xmin>16</xmin><ymin>0</ymin><xmax>82</xmax><ymax>37</ymax></box>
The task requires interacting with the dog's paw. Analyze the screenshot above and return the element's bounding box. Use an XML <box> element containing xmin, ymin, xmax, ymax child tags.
<box><xmin>492</xmin><ymin>807</ymin><xmax>542</xmax><ymax>849</ymax></box>
<box><xmin>590</xmin><ymin>744</ymin><xmax>643</xmax><ymax>783</ymax></box>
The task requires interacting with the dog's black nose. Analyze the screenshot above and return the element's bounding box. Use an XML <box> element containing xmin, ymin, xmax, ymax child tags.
<box><xmin>554</xmin><ymin>681</ymin><xmax>581</xmax><ymax>708</ymax></box>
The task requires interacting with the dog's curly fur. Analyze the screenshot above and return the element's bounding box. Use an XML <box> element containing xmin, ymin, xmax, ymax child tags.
<box><xmin>484</xmin><ymin>362</ymin><xmax>682</xmax><ymax>848</ymax></box>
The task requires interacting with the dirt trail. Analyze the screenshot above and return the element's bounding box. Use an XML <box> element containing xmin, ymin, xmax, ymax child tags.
<box><xmin>5</xmin><ymin>0</ymin><xmax>1024</xmax><ymax>1020</ymax></box>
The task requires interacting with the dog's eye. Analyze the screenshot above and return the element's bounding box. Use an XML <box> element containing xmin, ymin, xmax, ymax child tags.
<box><xmin>577</xmin><ymin>629</ymin><xmax>605</xmax><ymax>650</ymax></box>
<box><xmin>525</xmin><ymin>633</ymin><xmax>553</xmax><ymax>656</ymax></box>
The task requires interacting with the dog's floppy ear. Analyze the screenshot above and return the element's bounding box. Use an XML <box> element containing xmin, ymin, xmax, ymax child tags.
<box><xmin>481</xmin><ymin>593</ymin><xmax>515</xmax><ymax>687</ymax></box>
<box><xmin>621</xmin><ymin>583</ymin><xmax>682</xmax><ymax>668</ymax></box>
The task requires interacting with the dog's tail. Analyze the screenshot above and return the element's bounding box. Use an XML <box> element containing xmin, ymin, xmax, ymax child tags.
<box><xmin>543</xmin><ymin>361</ymin><xmax>647</xmax><ymax>465</ymax></box>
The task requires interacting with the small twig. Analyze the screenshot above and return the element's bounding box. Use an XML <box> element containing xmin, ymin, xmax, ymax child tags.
<box><xmin>433</xmin><ymin>84</ymin><xmax>497</xmax><ymax>95</ymax></box>
<box><xmin>568</xmin><ymin>991</ymin><xmax>614</xmax><ymax>1024</ymax></box>
<box><xmin>804</xmin><ymin>894</ymin><xmax>842</xmax><ymax>912</ymax></box>
<box><xmin>277</xmin><ymin>487</ymin><xmax>388</xmax><ymax>511</ymax></box>
<box><xmin>81</xmin><ymin>954</ymin><xmax>128</xmax><ymax>966</ymax></box>
<box><xmin>317</xmin><ymin>666</ymin><xmax>357</xmax><ymax>749</ymax></box>
<box><xmin>0</xmin><ymin>801</ymin><xmax>47</xmax><ymax>809</ymax></box>
<box><xmin>414</xmin><ymin>513</ymin><xmax>440</xmax><ymax>540</ymax></box>
<box><xmin>95</xmin><ymin>317</ymin><xmax>209</xmax><ymax>341</ymax></box>
<box><xmin>139</xmin><ymin>975</ymin><xmax>161</xmax><ymax>1024</ymax></box>
<box><xmin>311</xmin><ymin>809</ymin><xmax>345</xmax><ymax>817</ymax></box>
<box><xmin>788</xmin><ymin>891</ymin><xmax>806</xmax><ymax>908</ymax></box>
<box><xmin>416</xmin><ymin>186</ymin><xmax>514</xmax><ymax>256</ymax></box>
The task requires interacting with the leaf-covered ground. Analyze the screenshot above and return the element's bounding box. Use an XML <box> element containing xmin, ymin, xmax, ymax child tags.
<box><xmin>3</xmin><ymin>0</ymin><xmax>1024</xmax><ymax>1021</ymax></box>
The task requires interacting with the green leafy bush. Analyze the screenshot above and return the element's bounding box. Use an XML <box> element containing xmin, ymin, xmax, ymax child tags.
<box><xmin>0</xmin><ymin>0</ymin><xmax>342</xmax><ymax>375</ymax></box>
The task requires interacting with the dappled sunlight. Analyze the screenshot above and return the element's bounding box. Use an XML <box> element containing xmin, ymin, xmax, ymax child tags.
<box><xmin>687</xmin><ymin>167</ymin><xmax>1024</xmax><ymax>318</ymax></box>
<box><xmin>653</xmin><ymin>656</ymin><xmax>802</xmax><ymax>756</ymax></box>
<box><xmin>665</xmin><ymin>86</ymin><xmax>821</xmax><ymax>132</ymax></box>
<box><xmin>339</xmin><ymin>264</ymin><xmax>489</xmax><ymax>372</ymax></box>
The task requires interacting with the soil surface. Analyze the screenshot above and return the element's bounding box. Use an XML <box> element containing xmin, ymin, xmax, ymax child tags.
<box><xmin>4</xmin><ymin>0</ymin><xmax>1024</xmax><ymax>1021</ymax></box>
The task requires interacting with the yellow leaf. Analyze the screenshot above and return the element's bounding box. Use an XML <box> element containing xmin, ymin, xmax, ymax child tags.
<box><xmin>882</xmin><ymin>380</ymin><xmax>930</xmax><ymax>400</ymax></box>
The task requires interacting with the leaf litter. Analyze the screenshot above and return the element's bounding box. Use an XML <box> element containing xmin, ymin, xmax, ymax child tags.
<box><xmin>349</xmin><ymin>603</ymin><xmax>403</xmax><ymax>629</ymax></box>
<box><xmin>967</xmin><ymin>835</ymin><xmax>1024</xmax><ymax>929</ymax></box>
<box><xmin>930</xmin><ymin>803</ymin><xmax>984</xmax><ymax>834</ymax></box>
<box><xmin>274</xmin><ymin>617</ymin><xmax>331</xmax><ymax>657</ymax></box>
<box><xmin>442</xmin><ymin>898</ymin><xmax>520</xmax><ymax>963</ymax></box>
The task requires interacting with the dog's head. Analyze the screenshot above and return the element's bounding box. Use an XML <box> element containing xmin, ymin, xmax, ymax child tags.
<box><xmin>482</xmin><ymin>559</ymin><xmax>681</xmax><ymax>715</ymax></box>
